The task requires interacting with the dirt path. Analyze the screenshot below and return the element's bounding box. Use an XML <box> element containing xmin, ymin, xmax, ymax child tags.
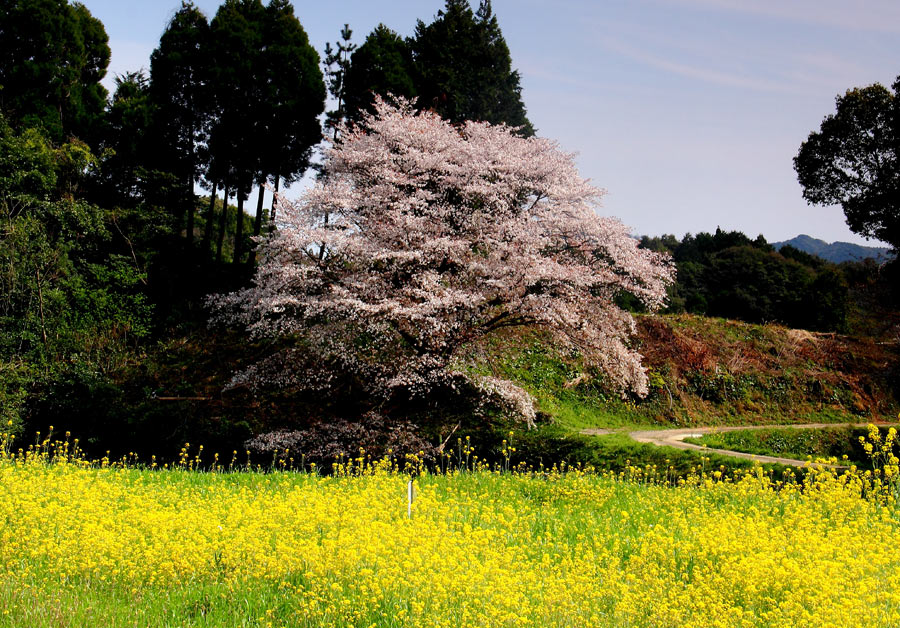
<box><xmin>580</xmin><ymin>422</ymin><xmax>882</xmax><ymax>468</ymax></box>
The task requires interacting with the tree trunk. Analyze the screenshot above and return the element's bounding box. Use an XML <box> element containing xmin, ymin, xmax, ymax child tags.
<box><xmin>186</xmin><ymin>175</ymin><xmax>195</xmax><ymax>248</ymax></box>
<box><xmin>248</xmin><ymin>182</ymin><xmax>266</xmax><ymax>266</ymax></box>
<box><xmin>234</xmin><ymin>191</ymin><xmax>245</xmax><ymax>264</ymax></box>
<box><xmin>202</xmin><ymin>180</ymin><xmax>218</xmax><ymax>253</ymax></box>
<box><xmin>35</xmin><ymin>268</ymin><xmax>48</xmax><ymax>350</ymax></box>
<box><xmin>216</xmin><ymin>178</ymin><xmax>230</xmax><ymax>264</ymax></box>
<box><xmin>253</xmin><ymin>182</ymin><xmax>266</xmax><ymax>237</ymax></box>
<box><xmin>269</xmin><ymin>175</ymin><xmax>280</xmax><ymax>224</ymax></box>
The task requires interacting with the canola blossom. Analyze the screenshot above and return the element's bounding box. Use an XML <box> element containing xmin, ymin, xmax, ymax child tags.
<box><xmin>1</xmin><ymin>439</ymin><xmax>900</xmax><ymax>626</ymax></box>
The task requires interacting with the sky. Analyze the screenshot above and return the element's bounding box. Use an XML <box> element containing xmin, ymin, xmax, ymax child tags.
<box><xmin>81</xmin><ymin>0</ymin><xmax>900</xmax><ymax>246</ymax></box>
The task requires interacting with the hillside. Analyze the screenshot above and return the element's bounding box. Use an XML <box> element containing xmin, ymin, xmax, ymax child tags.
<box><xmin>7</xmin><ymin>310</ymin><xmax>895</xmax><ymax>482</ymax></box>
<box><xmin>472</xmin><ymin>314</ymin><xmax>900</xmax><ymax>430</ymax></box>
<box><xmin>773</xmin><ymin>234</ymin><xmax>893</xmax><ymax>263</ymax></box>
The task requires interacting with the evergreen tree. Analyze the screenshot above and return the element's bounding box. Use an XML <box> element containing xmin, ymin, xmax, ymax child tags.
<box><xmin>323</xmin><ymin>24</ymin><xmax>356</xmax><ymax>140</ymax></box>
<box><xmin>0</xmin><ymin>0</ymin><xmax>110</xmax><ymax>143</ymax></box>
<box><xmin>203</xmin><ymin>0</ymin><xmax>323</xmax><ymax>264</ymax></box>
<box><xmin>254</xmin><ymin>0</ymin><xmax>325</xmax><ymax>248</ymax></box>
<box><xmin>343</xmin><ymin>24</ymin><xmax>417</xmax><ymax>124</ymax></box>
<box><xmin>207</xmin><ymin>0</ymin><xmax>265</xmax><ymax>263</ymax></box>
<box><xmin>98</xmin><ymin>71</ymin><xmax>153</xmax><ymax>208</ymax></box>
<box><xmin>411</xmin><ymin>0</ymin><xmax>533</xmax><ymax>135</ymax></box>
<box><xmin>149</xmin><ymin>1</ymin><xmax>210</xmax><ymax>247</ymax></box>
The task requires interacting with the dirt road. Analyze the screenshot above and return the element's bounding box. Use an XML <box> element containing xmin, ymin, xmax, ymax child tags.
<box><xmin>580</xmin><ymin>422</ymin><xmax>880</xmax><ymax>467</ymax></box>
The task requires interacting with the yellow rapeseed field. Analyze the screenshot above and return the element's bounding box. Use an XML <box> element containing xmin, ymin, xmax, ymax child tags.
<box><xmin>1</xmin><ymin>428</ymin><xmax>900</xmax><ymax>627</ymax></box>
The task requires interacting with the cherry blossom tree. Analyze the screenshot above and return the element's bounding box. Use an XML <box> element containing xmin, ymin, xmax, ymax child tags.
<box><xmin>210</xmin><ymin>98</ymin><xmax>674</xmax><ymax>425</ymax></box>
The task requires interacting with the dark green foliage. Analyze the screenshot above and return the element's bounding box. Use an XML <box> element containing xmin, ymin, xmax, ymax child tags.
<box><xmin>411</xmin><ymin>0</ymin><xmax>533</xmax><ymax>135</ymax></box>
<box><xmin>205</xmin><ymin>0</ymin><xmax>323</xmax><ymax>262</ymax></box>
<box><xmin>67</xmin><ymin>3</ymin><xmax>109</xmax><ymax>144</ymax></box>
<box><xmin>794</xmin><ymin>77</ymin><xmax>900</xmax><ymax>250</ymax></box>
<box><xmin>0</xmin><ymin>119</ymin><xmax>156</xmax><ymax>435</ymax></box>
<box><xmin>148</xmin><ymin>1</ymin><xmax>210</xmax><ymax>243</ymax></box>
<box><xmin>207</xmin><ymin>0</ymin><xmax>265</xmax><ymax>198</ymax></box>
<box><xmin>777</xmin><ymin>243</ymin><xmax>824</xmax><ymax>268</ymax></box>
<box><xmin>704</xmin><ymin>246</ymin><xmax>811</xmax><ymax>327</ymax></box>
<box><xmin>149</xmin><ymin>1</ymin><xmax>209</xmax><ymax>181</ymax></box>
<box><xmin>0</xmin><ymin>0</ymin><xmax>109</xmax><ymax>143</ymax></box>
<box><xmin>343</xmin><ymin>25</ymin><xmax>417</xmax><ymax>123</ymax></box>
<box><xmin>638</xmin><ymin>229</ymin><xmax>850</xmax><ymax>332</ymax></box>
<box><xmin>260</xmin><ymin>0</ymin><xmax>325</xmax><ymax>187</ymax></box>
<box><xmin>207</xmin><ymin>0</ymin><xmax>265</xmax><ymax>264</ymax></box>
<box><xmin>805</xmin><ymin>267</ymin><xmax>850</xmax><ymax>331</ymax></box>
<box><xmin>94</xmin><ymin>71</ymin><xmax>155</xmax><ymax>209</ymax></box>
<box><xmin>0</xmin><ymin>118</ymin><xmax>151</xmax><ymax>362</ymax></box>
<box><xmin>336</xmin><ymin>2</ymin><xmax>533</xmax><ymax>135</ymax></box>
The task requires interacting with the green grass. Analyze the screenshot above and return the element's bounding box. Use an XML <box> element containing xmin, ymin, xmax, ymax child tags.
<box><xmin>682</xmin><ymin>424</ymin><xmax>900</xmax><ymax>466</ymax></box>
<box><xmin>511</xmin><ymin>424</ymin><xmax>776</xmax><ymax>478</ymax></box>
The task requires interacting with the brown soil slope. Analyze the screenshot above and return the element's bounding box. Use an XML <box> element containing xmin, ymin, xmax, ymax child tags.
<box><xmin>629</xmin><ymin>314</ymin><xmax>899</xmax><ymax>425</ymax></box>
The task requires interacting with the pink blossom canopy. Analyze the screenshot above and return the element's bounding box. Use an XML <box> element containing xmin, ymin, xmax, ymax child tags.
<box><xmin>211</xmin><ymin>98</ymin><xmax>674</xmax><ymax>423</ymax></box>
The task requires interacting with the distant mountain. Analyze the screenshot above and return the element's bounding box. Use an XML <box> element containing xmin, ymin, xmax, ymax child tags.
<box><xmin>773</xmin><ymin>234</ymin><xmax>894</xmax><ymax>264</ymax></box>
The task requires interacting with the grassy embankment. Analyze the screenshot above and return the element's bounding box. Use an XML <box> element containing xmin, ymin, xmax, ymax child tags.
<box><xmin>465</xmin><ymin>313</ymin><xmax>899</xmax><ymax>468</ymax></box>
<box><xmin>479</xmin><ymin>314</ymin><xmax>899</xmax><ymax>430</ymax></box>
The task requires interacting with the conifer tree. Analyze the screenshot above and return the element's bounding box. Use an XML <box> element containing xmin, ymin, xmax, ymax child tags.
<box><xmin>0</xmin><ymin>0</ymin><xmax>110</xmax><ymax>143</ymax></box>
<box><xmin>343</xmin><ymin>24</ymin><xmax>417</xmax><ymax>124</ymax></box>
<box><xmin>149</xmin><ymin>1</ymin><xmax>210</xmax><ymax>246</ymax></box>
<box><xmin>208</xmin><ymin>0</ymin><xmax>265</xmax><ymax>263</ymax></box>
<box><xmin>323</xmin><ymin>24</ymin><xmax>356</xmax><ymax>140</ymax></box>
<box><xmin>411</xmin><ymin>0</ymin><xmax>533</xmax><ymax>135</ymax></box>
<box><xmin>253</xmin><ymin>0</ymin><xmax>325</xmax><ymax>251</ymax></box>
<box><xmin>100</xmin><ymin>71</ymin><xmax>153</xmax><ymax>208</ymax></box>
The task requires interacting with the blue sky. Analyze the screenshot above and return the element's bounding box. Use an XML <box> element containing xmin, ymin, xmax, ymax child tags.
<box><xmin>82</xmin><ymin>0</ymin><xmax>900</xmax><ymax>246</ymax></box>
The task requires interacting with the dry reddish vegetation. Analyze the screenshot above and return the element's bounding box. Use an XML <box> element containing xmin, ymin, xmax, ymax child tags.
<box><xmin>632</xmin><ymin>314</ymin><xmax>900</xmax><ymax>424</ymax></box>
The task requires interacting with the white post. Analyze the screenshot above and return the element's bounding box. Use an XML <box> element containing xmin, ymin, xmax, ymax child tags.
<box><xmin>407</xmin><ymin>480</ymin><xmax>414</xmax><ymax>519</ymax></box>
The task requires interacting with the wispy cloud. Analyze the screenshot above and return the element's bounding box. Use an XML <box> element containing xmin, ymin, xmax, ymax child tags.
<box><xmin>661</xmin><ymin>0</ymin><xmax>900</xmax><ymax>34</ymax></box>
<box><xmin>600</xmin><ymin>37</ymin><xmax>801</xmax><ymax>94</ymax></box>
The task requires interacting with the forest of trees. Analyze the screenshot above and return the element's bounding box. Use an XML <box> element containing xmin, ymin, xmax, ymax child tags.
<box><xmin>0</xmin><ymin>0</ymin><xmax>897</xmax><ymax>458</ymax></box>
<box><xmin>0</xmin><ymin>0</ymin><xmax>540</xmax><ymax>452</ymax></box>
<box><xmin>635</xmin><ymin>229</ymin><xmax>895</xmax><ymax>333</ymax></box>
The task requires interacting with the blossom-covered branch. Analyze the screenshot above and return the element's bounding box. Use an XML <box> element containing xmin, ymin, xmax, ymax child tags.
<box><xmin>210</xmin><ymin>98</ymin><xmax>674</xmax><ymax>424</ymax></box>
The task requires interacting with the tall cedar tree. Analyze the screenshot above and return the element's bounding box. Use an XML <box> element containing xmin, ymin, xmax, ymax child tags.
<box><xmin>322</xmin><ymin>24</ymin><xmax>356</xmax><ymax>141</ymax></box>
<box><xmin>208</xmin><ymin>0</ymin><xmax>265</xmax><ymax>264</ymax></box>
<box><xmin>253</xmin><ymin>0</ymin><xmax>325</xmax><ymax>250</ymax></box>
<box><xmin>0</xmin><ymin>0</ymin><xmax>110</xmax><ymax>143</ymax></box>
<box><xmin>411</xmin><ymin>0</ymin><xmax>533</xmax><ymax>135</ymax></box>
<box><xmin>149</xmin><ymin>1</ymin><xmax>210</xmax><ymax>247</ymax></box>
<box><xmin>204</xmin><ymin>0</ymin><xmax>323</xmax><ymax>263</ymax></box>
<box><xmin>100</xmin><ymin>71</ymin><xmax>153</xmax><ymax>207</ymax></box>
<box><xmin>342</xmin><ymin>25</ymin><xmax>417</xmax><ymax>124</ymax></box>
